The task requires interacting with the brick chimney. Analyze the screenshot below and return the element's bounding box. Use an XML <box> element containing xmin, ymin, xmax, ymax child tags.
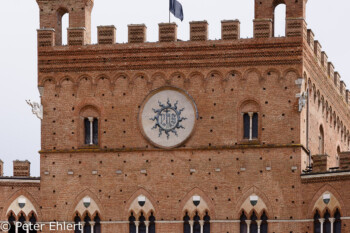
<box><xmin>13</xmin><ymin>160</ymin><xmax>31</xmax><ymax>177</ymax></box>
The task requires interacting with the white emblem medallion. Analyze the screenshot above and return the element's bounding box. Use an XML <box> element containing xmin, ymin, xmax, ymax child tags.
<box><xmin>139</xmin><ymin>87</ymin><xmax>197</xmax><ymax>149</ymax></box>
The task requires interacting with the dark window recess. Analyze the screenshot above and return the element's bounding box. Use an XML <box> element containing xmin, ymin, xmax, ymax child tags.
<box><xmin>149</xmin><ymin>212</ymin><xmax>156</xmax><ymax>233</ymax></box>
<box><xmin>84</xmin><ymin>214</ymin><xmax>91</xmax><ymax>233</ymax></box>
<box><xmin>323</xmin><ymin>210</ymin><xmax>331</xmax><ymax>233</ymax></box>
<box><xmin>334</xmin><ymin>209</ymin><xmax>341</xmax><ymax>233</ymax></box>
<box><xmin>250</xmin><ymin>212</ymin><xmax>258</xmax><ymax>233</ymax></box>
<box><xmin>261</xmin><ymin>211</ymin><xmax>268</xmax><ymax>233</ymax></box>
<box><xmin>84</xmin><ymin>118</ymin><xmax>98</xmax><ymax>145</ymax></box>
<box><xmin>93</xmin><ymin>118</ymin><xmax>98</xmax><ymax>145</ymax></box>
<box><xmin>8</xmin><ymin>213</ymin><xmax>16</xmax><ymax>233</ymax></box>
<box><xmin>203</xmin><ymin>212</ymin><xmax>210</xmax><ymax>233</ymax></box>
<box><xmin>74</xmin><ymin>214</ymin><xmax>81</xmax><ymax>233</ymax></box>
<box><xmin>184</xmin><ymin>213</ymin><xmax>191</xmax><ymax>233</ymax></box>
<box><xmin>243</xmin><ymin>113</ymin><xmax>250</xmax><ymax>139</ymax></box>
<box><xmin>129</xmin><ymin>213</ymin><xmax>136</xmax><ymax>233</ymax></box>
<box><xmin>240</xmin><ymin>212</ymin><xmax>247</xmax><ymax>233</ymax></box>
<box><xmin>139</xmin><ymin>212</ymin><xmax>146</xmax><ymax>233</ymax></box>
<box><xmin>94</xmin><ymin>214</ymin><xmax>101</xmax><ymax>233</ymax></box>
<box><xmin>314</xmin><ymin>211</ymin><xmax>321</xmax><ymax>233</ymax></box>
<box><xmin>193</xmin><ymin>212</ymin><xmax>201</xmax><ymax>233</ymax></box>
<box><xmin>252</xmin><ymin>113</ymin><xmax>258</xmax><ymax>138</ymax></box>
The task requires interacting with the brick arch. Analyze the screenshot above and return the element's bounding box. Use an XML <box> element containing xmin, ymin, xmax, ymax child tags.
<box><xmin>234</xmin><ymin>186</ymin><xmax>274</xmax><ymax>220</ymax></box>
<box><xmin>124</xmin><ymin>187</ymin><xmax>158</xmax><ymax>220</ymax></box>
<box><xmin>150</xmin><ymin>72</ymin><xmax>167</xmax><ymax>89</ymax></box>
<box><xmin>114</xmin><ymin>72</ymin><xmax>131</xmax><ymax>83</ymax></box>
<box><xmin>264</xmin><ymin>68</ymin><xmax>281</xmax><ymax>80</ymax></box>
<box><xmin>39</xmin><ymin>76</ymin><xmax>56</xmax><ymax>86</ymax></box>
<box><xmin>74</xmin><ymin>98</ymin><xmax>103</xmax><ymax>117</ymax></box>
<box><xmin>307</xmin><ymin>184</ymin><xmax>347</xmax><ymax>219</ymax></box>
<box><xmin>58</xmin><ymin>75</ymin><xmax>76</xmax><ymax>86</ymax></box>
<box><xmin>2</xmin><ymin>189</ymin><xmax>41</xmax><ymax>220</ymax></box>
<box><xmin>66</xmin><ymin>188</ymin><xmax>103</xmax><ymax>221</ymax></box>
<box><xmin>169</xmin><ymin>71</ymin><xmax>186</xmax><ymax>87</ymax></box>
<box><xmin>224</xmin><ymin>70</ymin><xmax>242</xmax><ymax>81</ymax></box>
<box><xmin>243</xmin><ymin>68</ymin><xmax>262</xmax><ymax>81</ymax></box>
<box><xmin>187</xmin><ymin>71</ymin><xmax>205</xmax><ymax>89</ymax></box>
<box><xmin>204</xmin><ymin>70</ymin><xmax>224</xmax><ymax>92</ymax></box>
<box><xmin>179</xmin><ymin>187</ymin><xmax>215</xmax><ymax>220</ymax></box>
<box><xmin>77</xmin><ymin>74</ymin><xmax>94</xmax><ymax>85</ymax></box>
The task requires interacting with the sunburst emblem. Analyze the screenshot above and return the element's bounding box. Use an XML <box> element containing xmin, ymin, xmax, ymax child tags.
<box><xmin>150</xmin><ymin>99</ymin><xmax>187</xmax><ymax>139</ymax></box>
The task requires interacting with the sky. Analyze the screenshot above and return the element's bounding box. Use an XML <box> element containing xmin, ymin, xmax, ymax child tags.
<box><xmin>0</xmin><ymin>0</ymin><xmax>349</xmax><ymax>177</ymax></box>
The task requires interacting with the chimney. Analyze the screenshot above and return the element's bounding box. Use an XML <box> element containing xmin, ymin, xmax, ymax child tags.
<box><xmin>13</xmin><ymin>160</ymin><xmax>31</xmax><ymax>177</ymax></box>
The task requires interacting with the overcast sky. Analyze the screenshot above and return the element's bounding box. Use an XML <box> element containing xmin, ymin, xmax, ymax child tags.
<box><xmin>0</xmin><ymin>0</ymin><xmax>349</xmax><ymax>176</ymax></box>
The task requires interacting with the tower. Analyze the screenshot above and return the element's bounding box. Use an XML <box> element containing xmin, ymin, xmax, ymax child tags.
<box><xmin>36</xmin><ymin>0</ymin><xmax>94</xmax><ymax>45</ymax></box>
<box><xmin>254</xmin><ymin>0</ymin><xmax>307</xmax><ymax>38</ymax></box>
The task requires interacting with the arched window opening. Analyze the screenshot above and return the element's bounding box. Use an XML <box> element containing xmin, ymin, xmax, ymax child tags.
<box><xmin>94</xmin><ymin>213</ymin><xmax>101</xmax><ymax>233</ymax></box>
<box><xmin>193</xmin><ymin>212</ymin><xmax>201</xmax><ymax>233</ymax></box>
<box><xmin>149</xmin><ymin>212</ymin><xmax>156</xmax><ymax>233</ymax></box>
<box><xmin>314</xmin><ymin>210</ymin><xmax>321</xmax><ymax>233</ymax></box>
<box><xmin>18</xmin><ymin>213</ymin><xmax>26</xmax><ymax>233</ymax></box>
<box><xmin>240</xmin><ymin>212</ymin><xmax>247</xmax><ymax>233</ymax></box>
<box><xmin>8</xmin><ymin>213</ymin><xmax>16</xmax><ymax>233</ymax></box>
<box><xmin>183</xmin><ymin>212</ymin><xmax>191</xmax><ymax>233</ymax></box>
<box><xmin>203</xmin><ymin>212</ymin><xmax>210</xmax><ymax>233</ymax></box>
<box><xmin>84</xmin><ymin>214</ymin><xmax>91</xmax><ymax>233</ymax></box>
<box><xmin>261</xmin><ymin>211</ymin><xmax>268</xmax><ymax>233</ymax></box>
<box><xmin>243</xmin><ymin>113</ymin><xmax>259</xmax><ymax>140</ymax></box>
<box><xmin>139</xmin><ymin>212</ymin><xmax>146</xmax><ymax>233</ymax></box>
<box><xmin>250</xmin><ymin>212</ymin><xmax>258</xmax><ymax>233</ymax></box>
<box><xmin>274</xmin><ymin>3</ymin><xmax>286</xmax><ymax>37</ymax></box>
<box><xmin>29</xmin><ymin>213</ymin><xmax>37</xmax><ymax>233</ymax></box>
<box><xmin>319</xmin><ymin>125</ymin><xmax>325</xmax><ymax>154</ymax></box>
<box><xmin>323</xmin><ymin>210</ymin><xmax>331</xmax><ymax>233</ymax></box>
<box><xmin>334</xmin><ymin>209</ymin><xmax>341</xmax><ymax>233</ymax></box>
<box><xmin>74</xmin><ymin>214</ymin><xmax>82</xmax><ymax>233</ymax></box>
<box><xmin>56</xmin><ymin>8</ymin><xmax>69</xmax><ymax>45</ymax></box>
<box><xmin>129</xmin><ymin>213</ymin><xmax>136</xmax><ymax>233</ymax></box>
<box><xmin>84</xmin><ymin>118</ymin><xmax>98</xmax><ymax>145</ymax></box>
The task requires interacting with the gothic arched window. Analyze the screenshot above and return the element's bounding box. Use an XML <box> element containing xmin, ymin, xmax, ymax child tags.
<box><xmin>193</xmin><ymin>212</ymin><xmax>201</xmax><ymax>233</ymax></box>
<box><xmin>29</xmin><ymin>213</ymin><xmax>37</xmax><ymax>233</ymax></box>
<box><xmin>18</xmin><ymin>213</ymin><xmax>26</xmax><ymax>233</ymax></box>
<box><xmin>203</xmin><ymin>212</ymin><xmax>210</xmax><ymax>233</ymax></box>
<box><xmin>84</xmin><ymin>214</ymin><xmax>91</xmax><ymax>233</ymax></box>
<box><xmin>149</xmin><ymin>212</ymin><xmax>156</xmax><ymax>233</ymax></box>
<box><xmin>334</xmin><ymin>209</ymin><xmax>341</xmax><ymax>233</ymax></box>
<box><xmin>240</xmin><ymin>212</ymin><xmax>247</xmax><ymax>233</ymax></box>
<box><xmin>183</xmin><ymin>212</ymin><xmax>191</xmax><ymax>233</ymax></box>
<box><xmin>250</xmin><ymin>212</ymin><xmax>258</xmax><ymax>233</ymax></box>
<box><xmin>314</xmin><ymin>210</ymin><xmax>321</xmax><ymax>233</ymax></box>
<box><xmin>139</xmin><ymin>212</ymin><xmax>146</xmax><ymax>233</ymax></box>
<box><xmin>8</xmin><ymin>213</ymin><xmax>16</xmax><ymax>233</ymax></box>
<box><xmin>323</xmin><ymin>210</ymin><xmax>331</xmax><ymax>233</ymax></box>
<box><xmin>94</xmin><ymin>214</ymin><xmax>101</xmax><ymax>233</ymax></box>
<box><xmin>129</xmin><ymin>213</ymin><xmax>136</xmax><ymax>233</ymax></box>
<box><xmin>74</xmin><ymin>214</ymin><xmax>81</xmax><ymax>233</ymax></box>
<box><xmin>261</xmin><ymin>211</ymin><xmax>268</xmax><ymax>233</ymax></box>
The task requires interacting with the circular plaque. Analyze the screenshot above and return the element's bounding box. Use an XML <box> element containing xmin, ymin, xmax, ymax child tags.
<box><xmin>139</xmin><ymin>87</ymin><xmax>197</xmax><ymax>149</ymax></box>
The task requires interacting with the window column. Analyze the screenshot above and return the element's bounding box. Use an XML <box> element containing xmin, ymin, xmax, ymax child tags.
<box><xmin>88</xmin><ymin>117</ymin><xmax>94</xmax><ymax>145</ymax></box>
<box><xmin>245</xmin><ymin>220</ymin><xmax>251</xmax><ymax>233</ymax></box>
<box><xmin>26</xmin><ymin>222</ymin><xmax>30</xmax><ymax>233</ymax></box>
<box><xmin>329</xmin><ymin>218</ymin><xmax>335</xmax><ymax>233</ymax></box>
<box><xmin>145</xmin><ymin>221</ymin><xmax>149</xmax><ymax>233</ymax></box>
<box><xmin>257</xmin><ymin>220</ymin><xmax>262</xmax><ymax>233</ymax></box>
<box><xmin>199</xmin><ymin>220</ymin><xmax>204</xmax><ymax>233</ymax></box>
<box><xmin>81</xmin><ymin>222</ymin><xmax>85</xmax><ymax>233</ymax></box>
<box><xmin>135</xmin><ymin>221</ymin><xmax>139</xmax><ymax>233</ymax></box>
<box><xmin>248</xmin><ymin>112</ymin><xmax>253</xmax><ymax>140</ymax></box>
<box><xmin>189</xmin><ymin>220</ymin><xmax>194</xmax><ymax>233</ymax></box>
<box><xmin>319</xmin><ymin>218</ymin><xmax>325</xmax><ymax>233</ymax></box>
<box><xmin>90</xmin><ymin>221</ymin><xmax>95</xmax><ymax>233</ymax></box>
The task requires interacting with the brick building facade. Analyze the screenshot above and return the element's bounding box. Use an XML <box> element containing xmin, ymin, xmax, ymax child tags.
<box><xmin>0</xmin><ymin>0</ymin><xmax>350</xmax><ymax>232</ymax></box>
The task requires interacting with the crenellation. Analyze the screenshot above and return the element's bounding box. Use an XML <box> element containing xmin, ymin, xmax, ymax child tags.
<box><xmin>286</xmin><ymin>18</ymin><xmax>307</xmax><ymax>38</ymax></box>
<box><xmin>221</xmin><ymin>20</ymin><xmax>240</xmax><ymax>40</ymax></box>
<box><xmin>190</xmin><ymin>21</ymin><xmax>208</xmax><ymax>41</ymax></box>
<box><xmin>158</xmin><ymin>23</ymin><xmax>177</xmax><ymax>42</ymax></box>
<box><xmin>253</xmin><ymin>19</ymin><xmax>273</xmax><ymax>38</ymax></box>
<box><xmin>307</xmin><ymin>29</ymin><xmax>314</xmax><ymax>51</ymax></box>
<box><xmin>327</xmin><ymin>62</ymin><xmax>335</xmax><ymax>80</ymax></box>
<box><xmin>313</xmin><ymin>40</ymin><xmax>322</xmax><ymax>63</ymax></box>
<box><xmin>13</xmin><ymin>160</ymin><xmax>31</xmax><ymax>177</ymax></box>
<box><xmin>68</xmin><ymin>27</ymin><xmax>86</xmax><ymax>46</ymax></box>
<box><xmin>0</xmin><ymin>160</ymin><xmax>3</xmax><ymax>177</ymax></box>
<box><xmin>340</xmin><ymin>81</ymin><xmax>346</xmax><ymax>99</ymax></box>
<box><xmin>321</xmin><ymin>51</ymin><xmax>328</xmax><ymax>69</ymax></box>
<box><xmin>97</xmin><ymin>25</ymin><xmax>116</xmax><ymax>44</ymax></box>
<box><xmin>334</xmin><ymin>72</ymin><xmax>341</xmax><ymax>90</ymax></box>
<box><xmin>346</xmin><ymin>90</ymin><xmax>350</xmax><ymax>104</ymax></box>
<box><xmin>37</xmin><ymin>28</ymin><xmax>55</xmax><ymax>47</ymax></box>
<box><xmin>128</xmin><ymin>24</ymin><xmax>147</xmax><ymax>43</ymax></box>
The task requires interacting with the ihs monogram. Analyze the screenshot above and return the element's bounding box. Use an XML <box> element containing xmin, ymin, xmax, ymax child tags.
<box><xmin>150</xmin><ymin>99</ymin><xmax>187</xmax><ymax>139</ymax></box>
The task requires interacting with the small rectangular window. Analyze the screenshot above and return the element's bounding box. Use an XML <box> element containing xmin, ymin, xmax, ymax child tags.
<box><xmin>252</xmin><ymin>113</ymin><xmax>258</xmax><ymax>139</ymax></box>
<box><xmin>84</xmin><ymin>118</ymin><xmax>91</xmax><ymax>144</ymax></box>
<box><xmin>243</xmin><ymin>113</ymin><xmax>250</xmax><ymax>139</ymax></box>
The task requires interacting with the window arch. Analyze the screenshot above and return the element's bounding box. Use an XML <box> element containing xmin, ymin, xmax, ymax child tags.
<box><xmin>334</xmin><ymin>209</ymin><xmax>341</xmax><ymax>233</ymax></box>
<box><xmin>323</xmin><ymin>210</ymin><xmax>331</xmax><ymax>233</ymax></box>
<box><xmin>250</xmin><ymin>211</ymin><xmax>258</xmax><ymax>233</ymax></box>
<box><xmin>149</xmin><ymin>212</ymin><xmax>156</xmax><ymax>233</ymax></box>
<box><xmin>138</xmin><ymin>212</ymin><xmax>146</xmax><ymax>233</ymax></box>
<box><xmin>314</xmin><ymin>208</ymin><xmax>341</xmax><ymax>233</ymax></box>
<box><xmin>193</xmin><ymin>212</ymin><xmax>201</xmax><ymax>233</ymax></box>
<box><xmin>273</xmin><ymin>2</ymin><xmax>286</xmax><ymax>37</ymax></box>
<box><xmin>261</xmin><ymin>211</ymin><xmax>268</xmax><ymax>233</ymax></box>
<box><xmin>183</xmin><ymin>212</ymin><xmax>191</xmax><ymax>233</ymax></box>
<box><xmin>129</xmin><ymin>212</ymin><xmax>136</xmax><ymax>233</ymax></box>
<box><xmin>74</xmin><ymin>214</ymin><xmax>82</xmax><ymax>233</ymax></box>
<box><xmin>94</xmin><ymin>214</ymin><xmax>101</xmax><ymax>233</ymax></box>
<box><xmin>183</xmin><ymin>211</ymin><xmax>211</xmax><ymax>233</ymax></box>
<box><xmin>79</xmin><ymin>106</ymin><xmax>100</xmax><ymax>146</ymax></box>
<box><xmin>56</xmin><ymin>8</ymin><xmax>69</xmax><ymax>45</ymax></box>
<box><xmin>203</xmin><ymin>212</ymin><xmax>210</xmax><ymax>233</ymax></box>
<box><xmin>314</xmin><ymin>210</ymin><xmax>321</xmax><ymax>233</ymax></box>
<box><xmin>18</xmin><ymin>213</ymin><xmax>26</xmax><ymax>233</ymax></box>
<box><xmin>83</xmin><ymin>213</ymin><xmax>92</xmax><ymax>233</ymax></box>
<box><xmin>240</xmin><ymin>100</ymin><xmax>260</xmax><ymax>141</ymax></box>
<box><xmin>240</xmin><ymin>212</ymin><xmax>247</xmax><ymax>233</ymax></box>
<box><xmin>8</xmin><ymin>212</ymin><xmax>16</xmax><ymax>233</ymax></box>
<box><xmin>29</xmin><ymin>213</ymin><xmax>37</xmax><ymax>233</ymax></box>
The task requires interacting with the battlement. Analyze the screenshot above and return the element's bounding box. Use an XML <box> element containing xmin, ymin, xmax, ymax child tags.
<box><xmin>0</xmin><ymin>160</ymin><xmax>31</xmax><ymax>177</ymax></box>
